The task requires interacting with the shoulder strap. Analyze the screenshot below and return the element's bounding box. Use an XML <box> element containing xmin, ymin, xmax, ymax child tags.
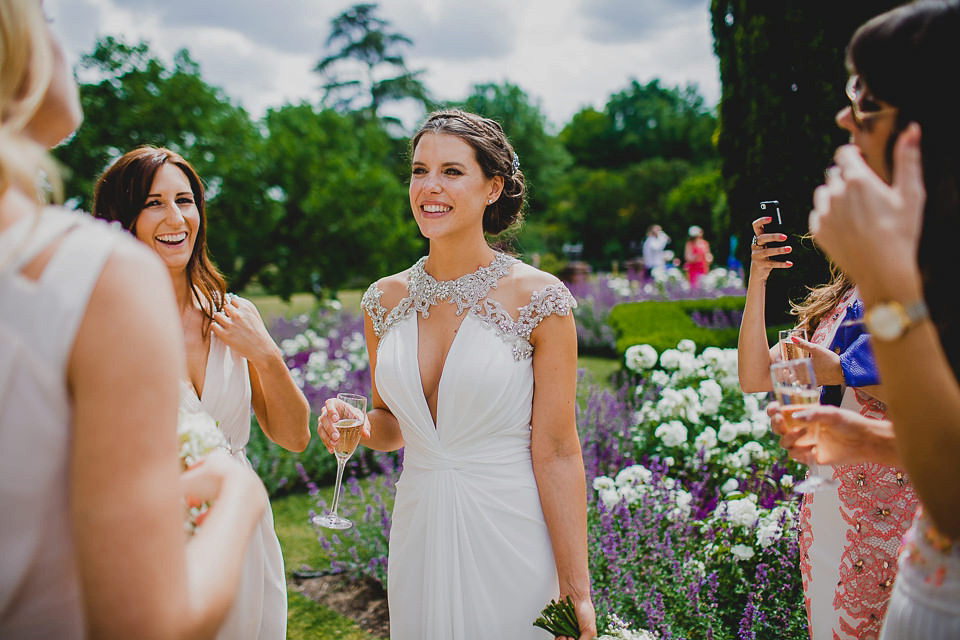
<box><xmin>361</xmin><ymin>280</ymin><xmax>387</xmax><ymax>337</ymax></box>
<box><xmin>40</xmin><ymin>211</ymin><xmax>125</xmax><ymax>366</ymax></box>
<box><xmin>515</xmin><ymin>283</ymin><xmax>578</xmax><ymax>339</ymax></box>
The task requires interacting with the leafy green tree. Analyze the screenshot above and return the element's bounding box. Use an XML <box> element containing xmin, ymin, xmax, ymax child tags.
<box><xmin>664</xmin><ymin>167</ymin><xmax>730</xmax><ymax>262</ymax></box>
<box><xmin>457</xmin><ymin>82</ymin><xmax>571</xmax><ymax>216</ymax></box>
<box><xmin>560</xmin><ymin>80</ymin><xmax>717</xmax><ymax>169</ymax></box>
<box><xmin>254</xmin><ymin>105</ymin><xmax>422</xmax><ymax>298</ymax></box>
<box><xmin>710</xmin><ymin>0</ymin><xmax>905</xmax><ymax>319</ymax></box>
<box><xmin>315</xmin><ymin>3</ymin><xmax>432</xmax><ymax>124</ymax></box>
<box><xmin>548</xmin><ymin>159</ymin><xmax>694</xmax><ymax>265</ymax></box>
<box><xmin>54</xmin><ymin>37</ymin><xmax>269</xmax><ymax>289</ymax></box>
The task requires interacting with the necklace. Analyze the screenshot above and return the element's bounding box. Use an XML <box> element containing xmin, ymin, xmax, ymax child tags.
<box><xmin>407</xmin><ymin>252</ymin><xmax>518</xmax><ymax>317</ymax></box>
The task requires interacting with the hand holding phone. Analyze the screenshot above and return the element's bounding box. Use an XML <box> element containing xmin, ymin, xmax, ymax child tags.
<box><xmin>759</xmin><ymin>200</ymin><xmax>788</xmax><ymax>262</ymax></box>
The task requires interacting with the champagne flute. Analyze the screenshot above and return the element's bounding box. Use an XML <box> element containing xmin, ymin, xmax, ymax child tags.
<box><xmin>770</xmin><ymin>358</ymin><xmax>837</xmax><ymax>493</ymax></box>
<box><xmin>313</xmin><ymin>393</ymin><xmax>367</xmax><ymax>530</ymax></box>
<box><xmin>779</xmin><ymin>328</ymin><xmax>809</xmax><ymax>361</ymax></box>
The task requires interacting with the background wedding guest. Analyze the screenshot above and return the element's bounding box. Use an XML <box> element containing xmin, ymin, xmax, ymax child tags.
<box><xmin>317</xmin><ymin>109</ymin><xmax>596</xmax><ymax>639</ymax></box>
<box><xmin>93</xmin><ymin>145</ymin><xmax>311</xmax><ymax>639</ymax></box>
<box><xmin>641</xmin><ymin>223</ymin><xmax>670</xmax><ymax>277</ymax></box>
<box><xmin>0</xmin><ymin>1</ymin><xmax>266</xmax><ymax>637</ymax></box>
<box><xmin>683</xmin><ymin>224</ymin><xmax>712</xmax><ymax>286</ymax></box>
<box><xmin>738</xmin><ymin>213</ymin><xmax>916</xmax><ymax>637</ymax></box>
<box><xmin>800</xmin><ymin>1</ymin><xmax>960</xmax><ymax>636</ymax></box>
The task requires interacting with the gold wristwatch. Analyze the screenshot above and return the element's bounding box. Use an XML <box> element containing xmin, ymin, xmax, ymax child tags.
<box><xmin>864</xmin><ymin>299</ymin><xmax>930</xmax><ymax>341</ymax></box>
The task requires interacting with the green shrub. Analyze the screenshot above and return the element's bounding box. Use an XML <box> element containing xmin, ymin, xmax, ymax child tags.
<box><xmin>609</xmin><ymin>296</ymin><xmax>790</xmax><ymax>354</ymax></box>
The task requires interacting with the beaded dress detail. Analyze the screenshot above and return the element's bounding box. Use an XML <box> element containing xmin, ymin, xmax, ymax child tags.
<box><xmin>361</xmin><ymin>255</ymin><xmax>576</xmax><ymax>639</ymax></box>
<box><xmin>363</xmin><ymin>253</ymin><xmax>576</xmax><ymax>361</ymax></box>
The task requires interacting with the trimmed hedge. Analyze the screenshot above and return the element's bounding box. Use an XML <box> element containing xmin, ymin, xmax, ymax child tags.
<box><xmin>609</xmin><ymin>296</ymin><xmax>789</xmax><ymax>354</ymax></box>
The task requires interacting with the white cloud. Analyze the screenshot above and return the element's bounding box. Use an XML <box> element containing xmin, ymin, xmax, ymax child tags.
<box><xmin>49</xmin><ymin>0</ymin><xmax>720</xmax><ymax>129</ymax></box>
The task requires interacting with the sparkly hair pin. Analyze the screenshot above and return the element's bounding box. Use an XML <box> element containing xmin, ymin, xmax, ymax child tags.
<box><xmin>510</xmin><ymin>152</ymin><xmax>520</xmax><ymax>175</ymax></box>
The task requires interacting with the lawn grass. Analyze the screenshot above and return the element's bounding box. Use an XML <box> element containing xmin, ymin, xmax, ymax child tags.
<box><xmin>273</xmin><ymin>493</ymin><xmax>381</xmax><ymax>639</ymax></box>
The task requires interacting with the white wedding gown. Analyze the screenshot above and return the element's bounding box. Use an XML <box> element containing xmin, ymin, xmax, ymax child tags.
<box><xmin>180</xmin><ymin>329</ymin><xmax>287</xmax><ymax>640</ymax></box>
<box><xmin>362</xmin><ymin>254</ymin><xmax>577</xmax><ymax>640</ymax></box>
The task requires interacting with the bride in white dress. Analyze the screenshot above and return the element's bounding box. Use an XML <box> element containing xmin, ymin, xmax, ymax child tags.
<box><xmin>92</xmin><ymin>146</ymin><xmax>312</xmax><ymax>639</ymax></box>
<box><xmin>318</xmin><ymin>110</ymin><xmax>596</xmax><ymax>640</ymax></box>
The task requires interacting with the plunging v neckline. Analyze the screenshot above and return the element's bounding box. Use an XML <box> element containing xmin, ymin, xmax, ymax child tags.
<box><xmin>188</xmin><ymin>334</ymin><xmax>215</xmax><ymax>403</ymax></box>
<box><xmin>415</xmin><ymin>310</ymin><xmax>470</xmax><ymax>430</ymax></box>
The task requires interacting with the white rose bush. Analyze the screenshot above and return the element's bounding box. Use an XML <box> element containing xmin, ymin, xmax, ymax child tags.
<box><xmin>579</xmin><ymin>339</ymin><xmax>807</xmax><ymax>638</ymax></box>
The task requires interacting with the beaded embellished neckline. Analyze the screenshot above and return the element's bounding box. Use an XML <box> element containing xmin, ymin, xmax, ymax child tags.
<box><xmin>407</xmin><ymin>252</ymin><xmax>518</xmax><ymax>316</ymax></box>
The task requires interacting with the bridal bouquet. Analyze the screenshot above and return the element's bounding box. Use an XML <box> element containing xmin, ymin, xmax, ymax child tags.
<box><xmin>534</xmin><ymin>597</ymin><xmax>657</xmax><ymax>639</ymax></box>
<box><xmin>178</xmin><ymin>405</ymin><xmax>229</xmax><ymax>533</ymax></box>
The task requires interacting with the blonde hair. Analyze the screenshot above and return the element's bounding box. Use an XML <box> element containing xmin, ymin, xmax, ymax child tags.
<box><xmin>0</xmin><ymin>0</ymin><xmax>62</xmax><ymax>202</ymax></box>
<box><xmin>790</xmin><ymin>266</ymin><xmax>854</xmax><ymax>335</ymax></box>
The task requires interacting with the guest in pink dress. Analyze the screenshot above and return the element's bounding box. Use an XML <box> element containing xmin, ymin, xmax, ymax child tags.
<box><xmin>683</xmin><ymin>225</ymin><xmax>712</xmax><ymax>287</ymax></box>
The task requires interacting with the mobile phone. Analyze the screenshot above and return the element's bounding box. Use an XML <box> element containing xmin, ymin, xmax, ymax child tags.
<box><xmin>759</xmin><ymin>200</ymin><xmax>787</xmax><ymax>261</ymax></box>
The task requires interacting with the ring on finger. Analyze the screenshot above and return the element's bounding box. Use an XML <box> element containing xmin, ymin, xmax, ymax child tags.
<box><xmin>751</xmin><ymin>235</ymin><xmax>760</xmax><ymax>247</ymax></box>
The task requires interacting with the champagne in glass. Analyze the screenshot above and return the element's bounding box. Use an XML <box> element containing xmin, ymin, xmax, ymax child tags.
<box><xmin>770</xmin><ymin>357</ymin><xmax>837</xmax><ymax>493</ymax></box>
<box><xmin>779</xmin><ymin>328</ymin><xmax>809</xmax><ymax>361</ymax></box>
<box><xmin>314</xmin><ymin>392</ymin><xmax>367</xmax><ymax>530</ymax></box>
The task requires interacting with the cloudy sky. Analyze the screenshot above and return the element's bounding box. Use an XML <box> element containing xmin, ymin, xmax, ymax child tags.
<box><xmin>48</xmin><ymin>0</ymin><xmax>720</xmax><ymax>131</ymax></box>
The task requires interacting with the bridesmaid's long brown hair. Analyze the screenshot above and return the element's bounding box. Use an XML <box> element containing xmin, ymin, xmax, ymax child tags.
<box><xmin>93</xmin><ymin>146</ymin><xmax>226</xmax><ymax>331</ymax></box>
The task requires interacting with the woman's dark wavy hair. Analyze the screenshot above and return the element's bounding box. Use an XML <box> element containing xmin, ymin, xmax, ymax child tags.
<box><xmin>92</xmin><ymin>146</ymin><xmax>226</xmax><ymax>331</ymax></box>
<box><xmin>848</xmin><ymin>0</ymin><xmax>960</xmax><ymax>371</ymax></box>
<box><xmin>410</xmin><ymin>109</ymin><xmax>525</xmax><ymax>235</ymax></box>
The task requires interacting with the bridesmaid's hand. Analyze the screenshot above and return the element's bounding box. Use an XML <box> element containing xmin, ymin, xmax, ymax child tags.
<box><xmin>766</xmin><ymin>401</ymin><xmax>817</xmax><ymax>465</ymax></box>
<box><xmin>789</xmin><ymin>336</ymin><xmax>843</xmax><ymax>386</ymax></box>
<box><xmin>210</xmin><ymin>294</ymin><xmax>278</xmax><ymax>366</ymax></box>
<box><xmin>316</xmin><ymin>397</ymin><xmax>372</xmax><ymax>454</ymax></box>
<box><xmin>749</xmin><ymin>216</ymin><xmax>792</xmax><ymax>281</ymax></box>
<box><xmin>181</xmin><ymin>450</ymin><xmax>267</xmax><ymax>525</ymax></box>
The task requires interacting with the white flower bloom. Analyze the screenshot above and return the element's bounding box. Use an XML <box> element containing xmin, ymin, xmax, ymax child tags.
<box><xmin>593</xmin><ymin>476</ymin><xmax>616</xmax><ymax>491</ymax></box>
<box><xmin>731</xmin><ymin>544</ymin><xmax>756</xmax><ymax>561</ymax></box>
<box><xmin>655</xmin><ymin>420</ymin><xmax>688</xmax><ymax>447</ymax></box>
<box><xmin>615</xmin><ymin>464</ymin><xmax>653</xmax><ymax>488</ymax></box>
<box><xmin>676</xmin><ymin>352</ymin><xmax>699</xmax><ymax>378</ymax></box>
<box><xmin>663</xmin><ymin>456</ymin><xmax>675</xmax><ymax>466</ymax></box>
<box><xmin>756</xmin><ymin>520</ymin><xmax>783</xmax><ymax>548</ymax></box>
<box><xmin>677</xmin><ymin>339</ymin><xmax>697</xmax><ymax>353</ymax></box>
<box><xmin>734</xmin><ymin>441</ymin><xmax>768</xmax><ymax>467</ymax></box>
<box><xmin>698</xmin><ymin>379</ymin><xmax>723</xmax><ymax>415</ymax></box>
<box><xmin>694</xmin><ymin>426</ymin><xmax>718</xmax><ymax>453</ymax></box>
<box><xmin>599</xmin><ymin>489</ymin><xmax>620</xmax><ymax>509</ymax></box>
<box><xmin>721</xmin><ymin>478</ymin><xmax>740</xmax><ymax>494</ymax></box>
<box><xmin>667</xmin><ymin>489</ymin><xmax>693</xmax><ymax>521</ymax></box>
<box><xmin>724</xmin><ymin>497</ymin><xmax>761</xmax><ymax>527</ymax></box>
<box><xmin>751</xmin><ymin>419</ymin><xmax>769</xmax><ymax>439</ymax></box>
<box><xmin>660</xmin><ymin>349</ymin><xmax>682</xmax><ymax>370</ymax></box>
<box><xmin>625</xmin><ymin>344</ymin><xmax>659</xmax><ymax>372</ymax></box>
<box><xmin>780</xmin><ymin>474</ymin><xmax>795</xmax><ymax>488</ymax></box>
<box><xmin>649</xmin><ymin>370</ymin><xmax>670</xmax><ymax>387</ymax></box>
<box><xmin>717</xmin><ymin>421</ymin><xmax>739</xmax><ymax>443</ymax></box>
<box><xmin>177</xmin><ymin>405</ymin><xmax>228</xmax><ymax>470</ymax></box>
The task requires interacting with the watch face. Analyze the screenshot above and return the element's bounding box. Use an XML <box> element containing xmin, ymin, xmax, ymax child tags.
<box><xmin>868</xmin><ymin>304</ymin><xmax>904</xmax><ymax>341</ymax></box>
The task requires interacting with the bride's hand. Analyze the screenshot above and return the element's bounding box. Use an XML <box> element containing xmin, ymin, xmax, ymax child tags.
<box><xmin>316</xmin><ymin>397</ymin><xmax>372</xmax><ymax>454</ymax></box>
<box><xmin>554</xmin><ymin>595</ymin><xmax>596</xmax><ymax>640</ymax></box>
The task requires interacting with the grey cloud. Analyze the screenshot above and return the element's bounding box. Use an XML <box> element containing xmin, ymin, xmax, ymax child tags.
<box><xmin>110</xmin><ymin>0</ymin><xmax>333</xmax><ymax>55</ymax></box>
<box><xmin>578</xmin><ymin>0</ymin><xmax>707</xmax><ymax>43</ymax></box>
<box><xmin>389</xmin><ymin>2</ymin><xmax>517</xmax><ymax>61</ymax></box>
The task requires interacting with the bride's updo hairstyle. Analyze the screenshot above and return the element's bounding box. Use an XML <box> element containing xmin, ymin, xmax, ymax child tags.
<box><xmin>93</xmin><ymin>146</ymin><xmax>227</xmax><ymax>327</ymax></box>
<box><xmin>0</xmin><ymin>0</ymin><xmax>61</xmax><ymax>202</ymax></box>
<box><xmin>411</xmin><ymin>109</ymin><xmax>525</xmax><ymax>235</ymax></box>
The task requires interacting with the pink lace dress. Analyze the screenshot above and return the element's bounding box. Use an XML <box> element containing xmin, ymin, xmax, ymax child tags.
<box><xmin>799</xmin><ymin>287</ymin><xmax>920</xmax><ymax>639</ymax></box>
